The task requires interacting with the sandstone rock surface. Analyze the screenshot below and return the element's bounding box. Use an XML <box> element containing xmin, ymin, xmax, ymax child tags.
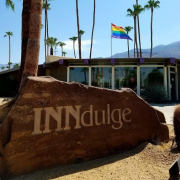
<box><xmin>0</xmin><ymin>77</ymin><xmax>169</xmax><ymax>178</ymax></box>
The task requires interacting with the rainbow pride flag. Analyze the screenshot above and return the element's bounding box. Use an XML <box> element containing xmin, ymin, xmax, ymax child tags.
<box><xmin>111</xmin><ymin>23</ymin><xmax>132</xmax><ymax>41</ymax></box>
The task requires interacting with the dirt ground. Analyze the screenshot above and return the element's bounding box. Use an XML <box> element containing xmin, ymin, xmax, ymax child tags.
<box><xmin>0</xmin><ymin>98</ymin><xmax>179</xmax><ymax>180</ymax></box>
<box><xmin>2</xmin><ymin>125</ymin><xmax>175</xmax><ymax>180</ymax></box>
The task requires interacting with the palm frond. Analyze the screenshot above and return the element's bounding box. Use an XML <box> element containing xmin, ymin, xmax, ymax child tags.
<box><xmin>5</xmin><ymin>0</ymin><xmax>14</xmax><ymax>11</ymax></box>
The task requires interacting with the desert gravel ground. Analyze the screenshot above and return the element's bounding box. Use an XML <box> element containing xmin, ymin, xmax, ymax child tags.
<box><xmin>7</xmin><ymin>125</ymin><xmax>179</xmax><ymax>180</ymax></box>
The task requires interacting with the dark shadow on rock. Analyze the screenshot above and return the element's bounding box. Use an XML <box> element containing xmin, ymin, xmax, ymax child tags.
<box><xmin>169</xmin><ymin>174</ymin><xmax>180</xmax><ymax>180</ymax></box>
<box><xmin>11</xmin><ymin>143</ymin><xmax>148</xmax><ymax>180</ymax></box>
<box><xmin>171</xmin><ymin>146</ymin><xmax>180</xmax><ymax>154</ymax></box>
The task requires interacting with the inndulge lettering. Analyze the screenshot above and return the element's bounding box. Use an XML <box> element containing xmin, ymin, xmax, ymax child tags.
<box><xmin>32</xmin><ymin>104</ymin><xmax>132</xmax><ymax>135</ymax></box>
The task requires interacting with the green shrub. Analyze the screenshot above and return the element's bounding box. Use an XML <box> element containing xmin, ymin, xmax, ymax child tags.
<box><xmin>143</xmin><ymin>84</ymin><xmax>167</xmax><ymax>103</ymax></box>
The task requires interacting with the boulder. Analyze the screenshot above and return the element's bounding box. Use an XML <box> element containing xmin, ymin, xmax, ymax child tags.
<box><xmin>0</xmin><ymin>76</ymin><xmax>169</xmax><ymax>178</ymax></box>
<box><xmin>173</xmin><ymin>104</ymin><xmax>180</xmax><ymax>146</ymax></box>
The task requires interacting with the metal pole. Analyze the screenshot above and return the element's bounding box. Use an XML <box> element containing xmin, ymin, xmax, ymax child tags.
<box><xmin>111</xmin><ymin>23</ymin><xmax>112</xmax><ymax>58</ymax></box>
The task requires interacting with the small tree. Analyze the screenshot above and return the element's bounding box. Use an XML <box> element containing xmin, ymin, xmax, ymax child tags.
<box><xmin>124</xmin><ymin>26</ymin><xmax>133</xmax><ymax>58</ymax></box>
<box><xmin>8</xmin><ymin>62</ymin><xmax>12</xmax><ymax>69</ymax></box>
<box><xmin>47</xmin><ymin>37</ymin><xmax>58</xmax><ymax>55</ymax></box>
<box><xmin>1</xmin><ymin>67</ymin><xmax>5</xmax><ymax>71</ymax></box>
<box><xmin>62</xmin><ymin>51</ymin><xmax>67</xmax><ymax>57</ymax></box>
<box><xmin>69</xmin><ymin>36</ymin><xmax>78</xmax><ymax>58</ymax></box>
<box><xmin>59</xmin><ymin>42</ymin><xmax>66</xmax><ymax>57</ymax></box>
<box><xmin>4</xmin><ymin>31</ymin><xmax>13</xmax><ymax>69</ymax></box>
<box><xmin>13</xmin><ymin>63</ymin><xmax>19</xmax><ymax>68</ymax></box>
<box><xmin>144</xmin><ymin>0</ymin><xmax>160</xmax><ymax>58</ymax></box>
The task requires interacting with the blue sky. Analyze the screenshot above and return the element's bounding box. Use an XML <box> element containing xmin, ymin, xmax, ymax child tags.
<box><xmin>0</xmin><ymin>0</ymin><xmax>180</xmax><ymax>65</ymax></box>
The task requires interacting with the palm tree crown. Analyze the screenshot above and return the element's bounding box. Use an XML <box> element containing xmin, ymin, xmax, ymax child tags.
<box><xmin>124</xmin><ymin>26</ymin><xmax>133</xmax><ymax>34</ymax></box>
<box><xmin>42</xmin><ymin>1</ymin><xmax>51</xmax><ymax>10</ymax></box>
<box><xmin>69</xmin><ymin>36</ymin><xmax>78</xmax><ymax>42</ymax></box>
<box><xmin>144</xmin><ymin>0</ymin><xmax>160</xmax><ymax>10</ymax></box>
<box><xmin>79</xmin><ymin>30</ymin><xmax>85</xmax><ymax>36</ymax></box>
<box><xmin>5</xmin><ymin>0</ymin><xmax>14</xmax><ymax>11</ymax></box>
<box><xmin>127</xmin><ymin>5</ymin><xmax>144</xmax><ymax>17</ymax></box>
<box><xmin>47</xmin><ymin>37</ymin><xmax>58</xmax><ymax>55</ymax></box>
<box><xmin>4</xmin><ymin>31</ymin><xmax>13</xmax><ymax>37</ymax></box>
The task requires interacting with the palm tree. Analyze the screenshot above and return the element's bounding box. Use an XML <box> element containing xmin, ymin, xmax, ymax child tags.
<box><xmin>69</xmin><ymin>36</ymin><xmax>78</xmax><ymax>58</ymax></box>
<box><xmin>43</xmin><ymin>0</ymin><xmax>51</xmax><ymax>58</ymax></box>
<box><xmin>4</xmin><ymin>31</ymin><xmax>13</xmax><ymax>69</ymax></box>
<box><xmin>127</xmin><ymin>6</ymin><xmax>138</xmax><ymax>58</ymax></box>
<box><xmin>47</xmin><ymin>37</ymin><xmax>58</xmax><ymax>55</ymax></box>
<box><xmin>79</xmin><ymin>30</ymin><xmax>85</xmax><ymax>58</ymax></box>
<box><xmin>5</xmin><ymin>0</ymin><xmax>14</xmax><ymax>11</ymax></box>
<box><xmin>81</xmin><ymin>67</ymin><xmax>88</xmax><ymax>84</ymax></box>
<box><xmin>13</xmin><ymin>63</ymin><xmax>19</xmax><ymax>68</ymax></box>
<box><xmin>59</xmin><ymin>42</ymin><xmax>66</xmax><ymax>57</ymax></box>
<box><xmin>19</xmin><ymin>0</ymin><xmax>42</xmax><ymax>91</ymax></box>
<box><xmin>62</xmin><ymin>51</ymin><xmax>67</xmax><ymax>57</ymax></box>
<box><xmin>89</xmin><ymin>0</ymin><xmax>96</xmax><ymax>59</ymax></box>
<box><xmin>145</xmin><ymin>0</ymin><xmax>160</xmax><ymax>58</ymax></box>
<box><xmin>124</xmin><ymin>26</ymin><xmax>133</xmax><ymax>58</ymax></box>
<box><xmin>1</xmin><ymin>67</ymin><xmax>5</xmax><ymax>71</ymax></box>
<box><xmin>8</xmin><ymin>62</ymin><xmax>12</xmax><ymax>69</ymax></box>
<box><xmin>19</xmin><ymin>0</ymin><xmax>32</xmax><ymax>87</ymax></box>
<box><xmin>54</xmin><ymin>41</ymin><xmax>60</xmax><ymax>56</ymax></box>
<box><xmin>136</xmin><ymin>5</ymin><xmax>144</xmax><ymax>58</ymax></box>
<box><xmin>76</xmin><ymin>0</ymin><xmax>81</xmax><ymax>59</ymax></box>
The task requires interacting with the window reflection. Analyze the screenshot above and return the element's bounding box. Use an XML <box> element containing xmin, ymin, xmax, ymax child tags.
<box><xmin>91</xmin><ymin>67</ymin><xmax>112</xmax><ymax>89</ymax></box>
<box><xmin>114</xmin><ymin>67</ymin><xmax>137</xmax><ymax>92</ymax></box>
<box><xmin>69</xmin><ymin>67</ymin><xmax>89</xmax><ymax>85</ymax></box>
<box><xmin>140</xmin><ymin>67</ymin><xmax>164</xmax><ymax>96</ymax></box>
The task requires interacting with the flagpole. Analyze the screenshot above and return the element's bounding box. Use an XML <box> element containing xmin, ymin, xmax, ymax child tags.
<box><xmin>111</xmin><ymin>23</ymin><xmax>112</xmax><ymax>58</ymax></box>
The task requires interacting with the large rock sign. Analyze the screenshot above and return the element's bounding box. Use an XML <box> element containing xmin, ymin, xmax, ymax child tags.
<box><xmin>0</xmin><ymin>77</ymin><xmax>169</xmax><ymax>178</ymax></box>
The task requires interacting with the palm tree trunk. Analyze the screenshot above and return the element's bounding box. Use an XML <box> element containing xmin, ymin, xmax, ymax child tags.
<box><xmin>50</xmin><ymin>46</ymin><xmax>53</xmax><ymax>55</ymax></box>
<box><xmin>127</xmin><ymin>32</ymin><xmax>130</xmax><ymax>58</ymax></box>
<box><xmin>44</xmin><ymin>3</ymin><xmax>47</xmax><ymax>60</ymax></box>
<box><xmin>135</xmin><ymin>17</ymin><xmax>139</xmax><ymax>57</ymax></box>
<box><xmin>137</xmin><ymin>15</ymin><xmax>142</xmax><ymax>57</ymax></box>
<box><xmin>73</xmin><ymin>41</ymin><xmax>76</xmax><ymax>58</ymax></box>
<box><xmin>89</xmin><ymin>0</ymin><xmax>96</xmax><ymax>59</ymax></box>
<box><xmin>127</xmin><ymin>40</ymin><xmax>130</xmax><ymax>58</ymax></box>
<box><xmin>76</xmin><ymin>0</ymin><xmax>81</xmax><ymax>59</ymax></box>
<box><xmin>134</xmin><ymin>17</ymin><xmax>135</xmax><ymax>58</ymax></box>
<box><xmin>47</xmin><ymin>10</ymin><xmax>49</xmax><ymax>56</ymax></box>
<box><xmin>9</xmin><ymin>35</ymin><xmax>10</xmax><ymax>69</ymax></box>
<box><xmin>19</xmin><ymin>0</ymin><xmax>32</xmax><ymax>87</ymax></box>
<box><xmin>150</xmin><ymin>9</ymin><xmax>153</xmax><ymax>58</ymax></box>
<box><xmin>80</xmin><ymin>35</ymin><xmax>82</xmax><ymax>59</ymax></box>
<box><xmin>19</xmin><ymin>0</ymin><xmax>42</xmax><ymax>92</ymax></box>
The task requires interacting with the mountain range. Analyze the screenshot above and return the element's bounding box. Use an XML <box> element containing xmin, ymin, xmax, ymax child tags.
<box><xmin>111</xmin><ymin>41</ymin><xmax>180</xmax><ymax>58</ymax></box>
<box><xmin>0</xmin><ymin>41</ymin><xmax>180</xmax><ymax>70</ymax></box>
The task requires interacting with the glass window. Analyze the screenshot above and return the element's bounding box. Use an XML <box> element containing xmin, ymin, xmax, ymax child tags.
<box><xmin>170</xmin><ymin>67</ymin><xmax>175</xmax><ymax>72</ymax></box>
<box><xmin>69</xmin><ymin>67</ymin><xmax>89</xmax><ymax>85</ymax></box>
<box><xmin>114</xmin><ymin>67</ymin><xmax>137</xmax><ymax>92</ymax></box>
<box><xmin>91</xmin><ymin>67</ymin><xmax>112</xmax><ymax>89</ymax></box>
<box><xmin>140</xmin><ymin>67</ymin><xmax>164</xmax><ymax>96</ymax></box>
